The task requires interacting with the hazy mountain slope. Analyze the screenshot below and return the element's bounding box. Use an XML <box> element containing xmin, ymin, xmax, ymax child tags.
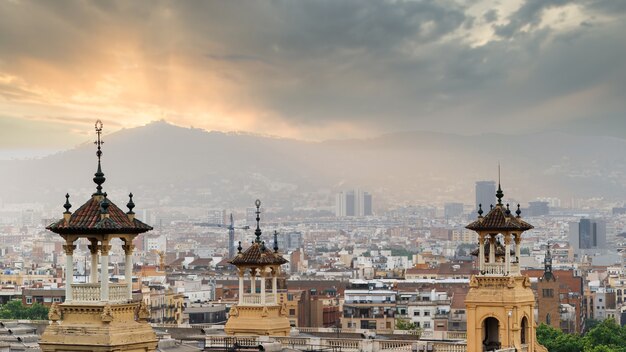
<box><xmin>1</xmin><ymin>121</ymin><xmax>625</xmax><ymax>209</ymax></box>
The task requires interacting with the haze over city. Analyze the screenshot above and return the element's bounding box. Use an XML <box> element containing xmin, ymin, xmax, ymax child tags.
<box><xmin>0</xmin><ymin>2</ymin><xmax>625</xmax><ymax>352</ymax></box>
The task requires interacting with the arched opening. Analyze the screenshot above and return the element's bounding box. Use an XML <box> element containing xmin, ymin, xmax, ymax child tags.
<box><xmin>482</xmin><ymin>317</ymin><xmax>500</xmax><ymax>351</ymax></box>
<box><xmin>521</xmin><ymin>316</ymin><xmax>529</xmax><ymax>345</ymax></box>
<box><xmin>546</xmin><ymin>313</ymin><xmax>551</xmax><ymax>325</ymax></box>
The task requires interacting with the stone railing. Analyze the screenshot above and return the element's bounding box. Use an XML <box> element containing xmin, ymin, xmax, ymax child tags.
<box><xmin>519</xmin><ymin>344</ymin><xmax>529</xmax><ymax>352</ymax></box>
<box><xmin>483</xmin><ymin>263</ymin><xmax>506</xmax><ymax>276</ymax></box>
<box><xmin>432</xmin><ymin>343</ymin><xmax>467</xmax><ymax>352</ymax></box>
<box><xmin>495</xmin><ymin>348</ymin><xmax>516</xmax><ymax>352</ymax></box>
<box><xmin>241</xmin><ymin>294</ymin><xmax>262</xmax><ymax>305</ymax></box>
<box><xmin>71</xmin><ymin>283</ymin><xmax>128</xmax><ymax>303</ymax></box>
<box><xmin>240</xmin><ymin>293</ymin><xmax>277</xmax><ymax>305</ymax></box>
<box><xmin>446</xmin><ymin>331</ymin><xmax>467</xmax><ymax>340</ymax></box>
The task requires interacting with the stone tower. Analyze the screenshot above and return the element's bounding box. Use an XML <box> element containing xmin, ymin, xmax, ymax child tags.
<box><xmin>40</xmin><ymin>120</ymin><xmax>157</xmax><ymax>352</ymax></box>
<box><xmin>224</xmin><ymin>199</ymin><xmax>291</xmax><ymax>336</ymax></box>
<box><xmin>537</xmin><ymin>246</ymin><xmax>560</xmax><ymax>330</ymax></box>
<box><xmin>464</xmin><ymin>183</ymin><xmax>547</xmax><ymax>352</ymax></box>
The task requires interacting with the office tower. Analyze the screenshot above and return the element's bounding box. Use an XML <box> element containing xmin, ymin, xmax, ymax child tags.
<box><xmin>569</xmin><ymin>219</ymin><xmax>607</xmax><ymax>254</ymax></box>
<box><xmin>527</xmin><ymin>201</ymin><xmax>549</xmax><ymax>216</ymax></box>
<box><xmin>475</xmin><ymin>181</ymin><xmax>496</xmax><ymax>211</ymax></box>
<box><xmin>335</xmin><ymin>189</ymin><xmax>372</xmax><ymax>217</ymax></box>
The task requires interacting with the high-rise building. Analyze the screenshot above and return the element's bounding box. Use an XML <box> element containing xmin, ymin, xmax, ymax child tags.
<box><xmin>568</xmin><ymin>219</ymin><xmax>607</xmax><ymax>254</ymax></box>
<box><xmin>336</xmin><ymin>189</ymin><xmax>372</xmax><ymax>217</ymax></box>
<box><xmin>475</xmin><ymin>181</ymin><xmax>496</xmax><ymax>214</ymax></box>
<box><xmin>527</xmin><ymin>201</ymin><xmax>549</xmax><ymax>217</ymax></box>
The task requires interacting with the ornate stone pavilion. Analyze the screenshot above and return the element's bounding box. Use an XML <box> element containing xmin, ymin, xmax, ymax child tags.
<box><xmin>464</xmin><ymin>183</ymin><xmax>547</xmax><ymax>352</ymax></box>
<box><xmin>40</xmin><ymin>121</ymin><xmax>157</xmax><ymax>352</ymax></box>
<box><xmin>224</xmin><ymin>199</ymin><xmax>291</xmax><ymax>336</ymax></box>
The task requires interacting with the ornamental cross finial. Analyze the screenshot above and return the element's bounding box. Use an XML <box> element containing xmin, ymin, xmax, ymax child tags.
<box><xmin>92</xmin><ymin>120</ymin><xmax>106</xmax><ymax>195</ymax></box>
<box><xmin>95</xmin><ymin>120</ymin><xmax>104</xmax><ymax>161</ymax></box>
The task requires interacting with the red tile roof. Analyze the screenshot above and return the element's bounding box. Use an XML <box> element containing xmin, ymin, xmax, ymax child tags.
<box><xmin>466</xmin><ymin>204</ymin><xmax>533</xmax><ymax>232</ymax></box>
<box><xmin>229</xmin><ymin>242</ymin><xmax>288</xmax><ymax>266</ymax></box>
<box><xmin>47</xmin><ymin>196</ymin><xmax>152</xmax><ymax>235</ymax></box>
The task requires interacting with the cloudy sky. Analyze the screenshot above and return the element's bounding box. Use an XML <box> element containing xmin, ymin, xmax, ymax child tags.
<box><xmin>0</xmin><ymin>0</ymin><xmax>625</xmax><ymax>153</ymax></box>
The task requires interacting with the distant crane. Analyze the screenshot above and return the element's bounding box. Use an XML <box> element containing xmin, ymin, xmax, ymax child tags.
<box><xmin>196</xmin><ymin>213</ymin><xmax>250</xmax><ymax>259</ymax></box>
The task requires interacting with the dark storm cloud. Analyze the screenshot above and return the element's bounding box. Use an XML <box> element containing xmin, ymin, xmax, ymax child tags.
<box><xmin>0</xmin><ymin>0</ymin><xmax>624</xmax><ymax>141</ymax></box>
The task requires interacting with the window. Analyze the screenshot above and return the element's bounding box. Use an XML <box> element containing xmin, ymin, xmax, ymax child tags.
<box><xmin>53</xmin><ymin>297</ymin><xmax>61</xmax><ymax>303</ymax></box>
<box><xmin>289</xmin><ymin>309</ymin><xmax>296</xmax><ymax>316</ymax></box>
<box><xmin>424</xmin><ymin>311</ymin><xmax>430</xmax><ymax>316</ymax></box>
<box><xmin>414</xmin><ymin>311</ymin><xmax>420</xmax><ymax>316</ymax></box>
<box><xmin>26</xmin><ymin>297</ymin><xmax>32</xmax><ymax>304</ymax></box>
<box><xmin>542</xmin><ymin>289</ymin><xmax>554</xmax><ymax>298</ymax></box>
<box><xmin>424</xmin><ymin>322</ymin><xmax>431</xmax><ymax>329</ymax></box>
<box><xmin>599</xmin><ymin>298</ymin><xmax>603</xmax><ymax>302</ymax></box>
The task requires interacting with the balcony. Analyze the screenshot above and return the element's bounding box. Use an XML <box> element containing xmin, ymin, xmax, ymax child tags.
<box><xmin>240</xmin><ymin>293</ymin><xmax>277</xmax><ymax>305</ymax></box>
<box><xmin>481</xmin><ymin>263</ymin><xmax>521</xmax><ymax>276</ymax></box>
<box><xmin>70</xmin><ymin>283</ymin><xmax>129</xmax><ymax>303</ymax></box>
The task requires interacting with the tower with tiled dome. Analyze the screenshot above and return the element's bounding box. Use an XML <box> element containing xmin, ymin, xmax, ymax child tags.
<box><xmin>464</xmin><ymin>181</ymin><xmax>547</xmax><ymax>352</ymax></box>
<box><xmin>39</xmin><ymin>121</ymin><xmax>157</xmax><ymax>352</ymax></box>
<box><xmin>224</xmin><ymin>199</ymin><xmax>291</xmax><ymax>336</ymax></box>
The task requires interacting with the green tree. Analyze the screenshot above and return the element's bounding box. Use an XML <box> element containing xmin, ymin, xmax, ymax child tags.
<box><xmin>395</xmin><ymin>319</ymin><xmax>423</xmax><ymax>338</ymax></box>
<box><xmin>582</xmin><ymin>319</ymin><xmax>626</xmax><ymax>352</ymax></box>
<box><xmin>0</xmin><ymin>300</ymin><xmax>49</xmax><ymax>320</ymax></box>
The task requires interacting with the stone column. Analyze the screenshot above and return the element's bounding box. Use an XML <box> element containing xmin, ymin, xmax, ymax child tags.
<box><xmin>260</xmin><ymin>271</ymin><xmax>266</xmax><ymax>306</ymax></box>
<box><xmin>63</xmin><ymin>242</ymin><xmax>76</xmax><ymax>302</ymax></box>
<box><xmin>504</xmin><ymin>233</ymin><xmax>511</xmax><ymax>275</ymax></box>
<box><xmin>88</xmin><ymin>240</ymin><xmax>99</xmax><ymax>284</ymax></box>
<box><xmin>515</xmin><ymin>234</ymin><xmax>521</xmax><ymax>263</ymax></box>
<box><xmin>238</xmin><ymin>269</ymin><xmax>245</xmax><ymax>305</ymax></box>
<box><xmin>123</xmin><ymin>242</ymin><xmax>135</xmax><ymax>300</ymax></box>
<box><xmin>272</xmin><ymin>268</ymin><xmax>278</xmax><ymax>304</ymax></box>
<box><xmin>478</xmin><ymin>233</ymin><xmax>485</xmax><ymax>272</ymax></box>
<box><xmin>489</xmin><ymin>235</ymin><xmax>496</xmax><ymax>264</ymax></box>
<box><xmin>100</xmin><ymin>242</ymin><xmax>112</xmax><ymax>301</ymax></box>
<box><xmin>250</xmin><ymin>269</ymin><xmax>256</xmax><ymax>294</ymax></box>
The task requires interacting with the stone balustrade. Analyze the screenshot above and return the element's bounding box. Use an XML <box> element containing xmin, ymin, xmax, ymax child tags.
<box><xmin>240</xmin><ymin>293</ymin><xmax>277</xmax><ymax>305</ymax></box>
<box><xmin>205</xmin><ymin>335</ymin><xmax>464</xmax><ymax>352</ymax></box>
<box><xmin>483</xmin><ymin>263</ymin><xmax>506</xmax><ymax>276</ymax></box>
<box><xmin>432</xmin><ymin>343</ymin><xmax>467</xmax><ymax>352</ymax></box>
<box><xmin>70</xmin><ymin>283</ymin><xmax>128</xmax><ymax>303</ymax></box>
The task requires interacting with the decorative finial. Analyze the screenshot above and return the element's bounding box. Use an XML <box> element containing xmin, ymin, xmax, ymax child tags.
<box><xmin>505</xmin><ymin>203</ymin><xmax>511</xmax><ymax>216</ymax></box>
<box><xmin>100</xmin><ymin>192</ymin><xmax>110</xmax><ymax>214</ymax></box>
<box><xmin>516</xmin><ymin>204</ymin><xmax>521</xmax><ymax>217</ymax></box>
<box><xmin>261</xmin><ymin>241</ymin><xmax>266</xmax><ymax>251</ymax></box>
<box><xmin>237</xmin><ymin>241</ymin><xmax>242</xmax><ymax>253</ymax></box>
<box><xmin>254</xmin><ymin>199</ymin><xmax>262</xmax><ymax>243</ymax></box>
<box><xmin>477</xmin><ymin>204</ymin><xmax>483</xmax><ymax>217</ymax></box>
<box><xmin>63</xmin><ymin>193</ymin><xmax>72</xmax><ymax>214</ymax></box>
<box><xmin>274</xmin><ymin>231</ymin><xmax>279</xmax><ymax>253</ymax></box>
<box><xmin>93</xmin><ymin>120</ymin><xmax>106</xmax><ymax>195</ymax></box>
<box><xmin>496</xmin><ymin>163</ymin><xmax>503</xmax><ymax>205</ymax></box>
<box><xmin>127</xmin><ymin>193</ymin><xmax>135</xmax><ymax>214</ymax></box>
<box><xmin>490</xmin><ymin>204</ymin><xmax>494</xmax><ymax>210</ymax></box>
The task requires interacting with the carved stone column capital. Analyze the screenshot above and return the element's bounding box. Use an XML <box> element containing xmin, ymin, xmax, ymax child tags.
<box><xmin>122</xmin><ymin>244</ymin><xmax>135</xmax><ymax>255</ymax></box>
<box><xmin>100</xmin><ymin>244</ymin><xmax>112</xmax><ymax>256</ymax></box>
<box><xmin>88</xmin><ymin>242</ymin><xmax>100</xmax><ymax>255</ymax></box>
<box><xmin>63</xmin><ymin>244</ymin><xmax>76</xmax><ymax>255</ymax></box>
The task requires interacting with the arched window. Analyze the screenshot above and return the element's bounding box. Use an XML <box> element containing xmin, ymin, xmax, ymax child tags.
<box><xmin>482</xmin><ymin>317</ymin><xmax>500</xmax><ymax>351</ymax></box>
<box><xmin>546</xmin><ymin>313</ymin><xmax>551</xmax><ymax>325</ymax></box>
<box><xmin>521</xmin><ymin>316</ymin><xmax>529</xmax><ymax>344</ymax></box>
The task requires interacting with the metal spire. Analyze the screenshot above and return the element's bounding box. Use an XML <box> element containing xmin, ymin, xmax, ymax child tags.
<box><xmin>254</xmin><ymin>199</ymin><xmax>262</xmax><ymax>243</ymax></box>
<box><xmin>93</xmin><ymin>120</ymin><xmax>106</xmax><ymax>195</ymax></box>
<box><xmin>496</xmin><ymin>162</ymin><xmax>503</xmax><ymax>205</ymax></box>
<box><xmin>274</xmin><ymin>231</ymin><xmax>279</xmax><ymax>253</ymax></box>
